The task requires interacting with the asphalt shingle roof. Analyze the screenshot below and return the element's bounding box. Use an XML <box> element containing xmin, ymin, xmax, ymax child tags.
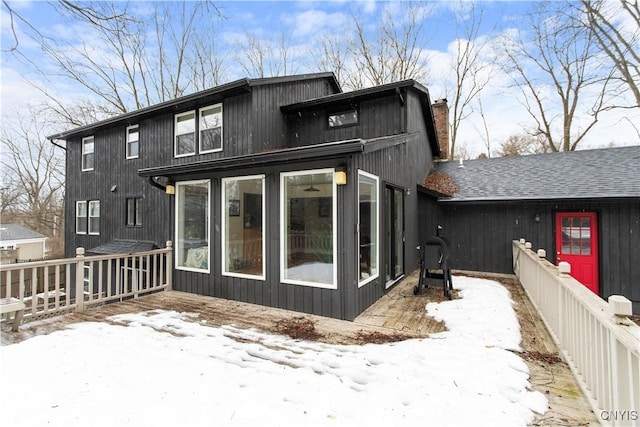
<box><xmin>433</xmin><ymin>145</ymin><xmax>640</xmax><ymax>202</ymax></box>
<box><xmin>0</xmin><ymin>224</ymin><xmax>46</xmax><ymax>241</ymax></box>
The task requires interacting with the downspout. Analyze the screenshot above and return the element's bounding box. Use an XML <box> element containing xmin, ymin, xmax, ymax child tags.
<box><xmin>49</xmin><ymin>139</ymin><xmax>67</xmax><ymax>151</ymax></box>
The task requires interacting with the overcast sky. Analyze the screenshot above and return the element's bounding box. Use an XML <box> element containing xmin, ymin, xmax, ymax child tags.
<box><xmin>1</xmin><ymin>0</ymin><xmax>638</xmax><ymax>157</ymax></box>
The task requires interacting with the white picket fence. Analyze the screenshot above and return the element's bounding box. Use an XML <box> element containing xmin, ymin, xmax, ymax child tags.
<box><xmin>513</xmin><ymin>240</ymin><xmax>640</xmax><ymax>426</ymax></box>
<box><xmin>0</xmin><ymin>242</ymin><xmax>173</xmax><ymax>324</ymax></box>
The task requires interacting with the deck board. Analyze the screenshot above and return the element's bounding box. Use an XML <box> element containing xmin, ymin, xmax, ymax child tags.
<box><xmin>1</xmin><ymin>270</ymin><xmax>598</xmax><ymax>425</ymax></box>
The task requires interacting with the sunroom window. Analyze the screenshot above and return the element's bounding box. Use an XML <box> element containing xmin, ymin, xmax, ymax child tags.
<box><xmin>222</xmin><ymin>175</ymin><xmax>264</xmax><ymax>279</ymax></box>
<box><xmin>199</xmin><ymin>104</ymin><xmax>223</xmax><ymax>153</ymax></box>
<box><xmin>82</xmin><ymin>136</ymin><xmax>94</xmax><ymax>171</ymax></box>
<box><xmin>281</xmin><ymin>169</ymin><xmax>336</xmax><ymax>289</ymax></box>
<box><xmin>358</xmin><ymin>171</ymin><xmax>379</xmax><ymax>286</ymax></box>
<box><xmin>175</xmin><ymin>111</ymin><xmax>196</xmax><ymax>157</ymax></box>
<box><xmin>176</xmin><ymin>180</ymin><xmax>210</xmax><ymax>272</ymax></box>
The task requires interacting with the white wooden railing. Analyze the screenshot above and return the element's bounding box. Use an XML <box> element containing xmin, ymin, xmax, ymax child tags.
<box><xmin>513</xmin><ymin>240</ymin><xmax>640</xmax><ymax>426</ymax></box>
<box><xmin>0</xmin><ymin>242</ymin><xmax>173</xmax><ymax>324</ymax></box>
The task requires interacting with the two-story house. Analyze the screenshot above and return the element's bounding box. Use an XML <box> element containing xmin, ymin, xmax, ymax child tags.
<box><xmin>48</xmin><ymin>73</ymin><xmax>443</xmax><ymax>320</ymax></box>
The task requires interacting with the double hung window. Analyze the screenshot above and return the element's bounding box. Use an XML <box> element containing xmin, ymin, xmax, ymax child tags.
<box><xmin>76</xmin><ymin>200</ymin><xmax>100</xmax><ymax>234</ymax></box>
<box><xmin>175</xmin><ymin>103</ymin><xmax>223</xmax><ymax>157</ymax></box>
<box><xmin>82</xmin><ymin>136</ymin><xmax>94</xmax><ymax>171</ymax></box>
<box><xmin>126</xmin><ymin>125</ymin><xmax>139</xmax><ymax>159</ymax></box>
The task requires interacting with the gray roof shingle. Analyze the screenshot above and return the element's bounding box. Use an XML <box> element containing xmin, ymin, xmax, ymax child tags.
<box><xmin>0</xmin><ymin>224</ymin><xmax>47</xmax><ymax>241</ymax></box>
<box><xmin>433</xmin><ymin>145</ymin><xmax>640</xmax><ymax>202</ymax></box>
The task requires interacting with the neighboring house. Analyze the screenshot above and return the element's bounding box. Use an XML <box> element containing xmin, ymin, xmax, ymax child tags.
<box><xmin>0</xmin><ymin>224</ymin><xmax>47</xmax><ymax>264</ymax></box>
<box><xmin>48</xmin><ymin>73</ymin><xmax>444</xmax><ymax>320</ymax></box>
<box><xmin>422</xmin><ymin>146</ymin><xmax>640</xmax><ymax>314</ymax></box>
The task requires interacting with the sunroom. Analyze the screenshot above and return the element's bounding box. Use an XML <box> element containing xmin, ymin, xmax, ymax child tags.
<box><xmin>139</xmin><ymin>138</ymin><xmax>390</xmax><ymax>319</ymax></box>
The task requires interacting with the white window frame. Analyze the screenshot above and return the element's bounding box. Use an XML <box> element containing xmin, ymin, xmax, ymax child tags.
<box><xmin>81</xmin><ymin>136</ymin><xmax>94</xmax><ymax>171</ymax></box>
<box><xmin>358</xmin><ymin>170</ymin><xmax>380</xmax><ymax>287</ymax></box>
<box><xmin>280</xmin><ymin>168</ymin><xmax>337</xmax><ymax>290</ymax></box>
<box><xmin>175</xmin><ymin>179</ymin><xmax>211</xmax><ymax>273</ymax></box>
<box><xmin>221</xmin><ymin>175</ymin><xmax>265</xmax><ymax>280</ymax></box>
<box><xmin>199</xmin><ymin>104</ymin><xmax>223</xmax><ymax>154</ymax></box>
<box><xmin>126</xmin><ymin>124</ymin><xmax>139</xmax><ymax>159</ymax></box>
<box><xmin>76</xmin><ymin>201</ymin><xmax>87</xmax><ymax>234</ymax></box>
<box><xmin>174</xmin><ymin>111</ymin><xmax>196</xmax><ymax>158</ymax></box>
<box><xmin>88</xmin><ymin>200</ymin><xmax>100</xmax><ymax>235</ymax></box>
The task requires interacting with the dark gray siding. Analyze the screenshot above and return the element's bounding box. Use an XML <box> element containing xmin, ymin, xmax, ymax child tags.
<box><xmin>427</xmin><ymin>200</ymin><xmax>640</xmax><ymax>313</ymax></box>
<box><xmin>286</xmin><ymin>93</ymin><xmax>404</xmax><ymax>146</ymax></box>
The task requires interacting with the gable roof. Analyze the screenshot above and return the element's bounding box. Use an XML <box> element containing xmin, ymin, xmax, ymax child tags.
<box><xmin>432</xmin><ymin>145</ymin><xmax>640</xmax><ymax>202</ymax></box>
<box><xmin>46</xmin><ymin>73</ymin><xmax>341</xmax><ymax>141</ymax></box>
<box><xmin>0</xmin><ymin>224</ymin><xmax>47</xmax><ymax>241</ymax></box>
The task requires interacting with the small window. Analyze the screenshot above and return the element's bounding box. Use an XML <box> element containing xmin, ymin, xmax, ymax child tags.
<box><xmin>126</xmin><ymin>197</ymin><xmax>142</xmax><ymax>226</ymax></box>
<box><xmin>76</xmin><ymin>201</ymin><xmax>87</xmax><ymax>234</ymax></box>
<box><xmin>175</xmin><ymin>111</ymin><xmax>196</xmax><ymax>157</ymax></box>
<box><xmin>199</xmin><ymin>104</ymin><xmax>223</xmax><ymax>153</ymax></box>
<box><xmin>88</xmin><ymin>200</ymin><xmax>100</xmax><ymax>235</ymax></box>
<box><xmin>82</xmin><ymin>136</ymin><xmax>95</xmax><ymax>171</ymax></box>
<box><xmin>126</xmin><ymin>125</ymin><xmax>139</xmax><ymax>159</ymax></box>
<box><xmin>328</xmin><ymin>110</ymin><xmax>358</xmax><ymax>128</ymax></box>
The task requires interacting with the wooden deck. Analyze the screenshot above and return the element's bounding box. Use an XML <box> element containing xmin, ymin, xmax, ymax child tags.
<box><xmin>1</xmin><ymin>270</ymin><xmax>598</xmax><ymax>426</ymax></box>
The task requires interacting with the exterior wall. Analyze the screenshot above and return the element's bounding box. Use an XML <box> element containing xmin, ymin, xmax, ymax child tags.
<box><xmin>428</xmin><ymin>200</ymin><xmax>640</xmax><ymax>314</ymax></box>
<box><xmin>16</xmin><ymin>241</ymin><xmax>46</xmax><ymax>261</ymax></box>
<box><xmin>286</xmin><ymin>93</ymin><xmax>404</xmax><ymax>147</ymax></box>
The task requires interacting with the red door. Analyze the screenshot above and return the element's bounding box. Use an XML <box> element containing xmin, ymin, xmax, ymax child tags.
<box><xmin>555</xmin><ymin>212</ymin><xmax>599</xmax><ymax>294</ymax></box>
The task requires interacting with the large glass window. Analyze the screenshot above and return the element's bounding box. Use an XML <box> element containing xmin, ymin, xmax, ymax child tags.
<box><xmin>281</xmin><ymin>169</ymin><xmax>336</xmax><ymax>289</ymax></box>
<box><xmin>175</xmin><ymin>111</ymin><xmax>196</xmax><ymax>157</ymax></box>
<box><xmin>82</xmin><ymin>136</ymin><xmax>94</xmax><ymax>171</ymax></box>
<box><xmin>126</xmin><ymin>125</ymin><xmax>139</xmax><ymax>159</ymax></box>
<box><xmin>358</xmin><ymin>171</ymin><xmax>379</xmax><ymax>286</ymax></box>
<box><xmin>222</xmin><ymin>175</ymin><xmax>264</xmax><ymax>279</ymax></box>
<box><xmin>88</xmin><ymin>200</ymin><xmax>100</xmax><ymax>235</ymax></box>
<box><xmin>199</xmin><ymin>104</ymin><xmax>223</xmax><ymax>153</ymax></box>
<box><xmin>76</xmin><ymin>201</ymin><xmax>87</xmax><ymax>234</ymax></box>
<box><xmin>176</xmin><ymin>180</ymin><xmax>210</xmax><ymax>272</ymax></box>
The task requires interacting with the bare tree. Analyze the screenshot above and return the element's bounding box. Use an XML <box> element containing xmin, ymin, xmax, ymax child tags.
<box><xmin>496</xmin><ymin>134</ymin><xmax>549</xmax><ymax>157</ymax></box>
<box><xmin>446</xmin><ymin>2</ymin><xmax>496</xmax><ymax>160</ymax></box>
<box><xmin>0</xmin><ymin>109</ymin><xmax>64</xmax><ymax>238</ymax></box>
<box><xmin>11</xmin><ymin>2</ymin><xmax>225</xmax><ymax>127</ymax></box>
<box><xmin>345</xmin><ymin>2</ymin><xmax>432</xmax><ymax>89</ymax></box>
<box><xmin>235</xmin><ymin>30</ymin><xmax>299</xmax><ymax>78</ymax></box>
<box><xmin>578</xmin><ymin>0</ymin><xmax>640</xmax><ymax>108</ymax></box>
<box><xmin>308</xmin><ymin>31</ymin><xmax>351</xmax><ymax>86</ymax></box>
<box><xmin>500</xmin><ymin>2</ymin><xmax>612</xmax><ymax>152</ymax></box>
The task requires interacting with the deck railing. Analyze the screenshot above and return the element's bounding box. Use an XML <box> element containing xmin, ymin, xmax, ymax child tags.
<box><xmin>0</xmin><ymin>242</ymin><xmax>173</xmax><ymax>323</ymax></box>
<box><xmin>513</xmin><ymin>240</ymin><xmax>640</xmax><ymax>426</ymax></box>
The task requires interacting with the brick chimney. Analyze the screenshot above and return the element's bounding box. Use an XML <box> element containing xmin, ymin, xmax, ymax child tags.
<box><xmin>431</xmin><ymin>99</ymin><xmax>450</xmax><ymax>160</ymax></box>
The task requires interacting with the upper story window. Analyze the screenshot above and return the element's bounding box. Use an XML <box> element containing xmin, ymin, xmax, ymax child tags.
<box><xmin>175</xmin><ymin>103</ymin><xmax>223</xmax><ymax>158</ymax></box>
<box><xmin>126</xmin><ymin>125</ymin><xmax>139</xmax><ymax>159</ymax></box>
<box><xmin>199</xmin><ymin>104</ymin><xmax>223</xmax><ymax>153</ymax></box>
<box><xmin>82</xmin><ymin>136</ymin><xmax>95</xmax><ymax>171</ymax></box>
<box><xmin>328</xmin><ymin>109</ymin><xmax>358</xmax><ymax>128</ymax></box>
<box><xmin>175</xmin><ymin>111</ymin><xmax>196</xmax><ymax>157</ymax></box>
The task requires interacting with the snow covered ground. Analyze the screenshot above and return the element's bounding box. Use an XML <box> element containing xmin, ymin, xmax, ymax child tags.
<box><xmin>0</xmin><ymin>276</ymin><xmax>547</xmax><ymax>426</ymax></box>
